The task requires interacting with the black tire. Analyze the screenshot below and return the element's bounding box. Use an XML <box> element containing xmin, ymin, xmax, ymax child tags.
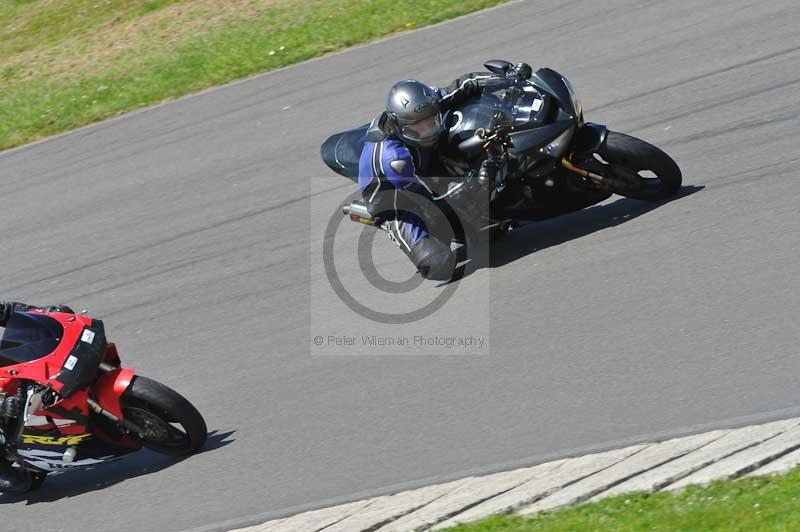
<box><xmin>121</xmin><ymin>376</ymin><xmax>207</xmax><ymax>456</ymax></box>
<box><xmin>0</xmin><ymin>468</ymin><xmax>42</xmax><ymax>494</ymax></box>
<box><xmin>28</xmin><ymin>472</ymin><xmax>47</xmax><ymax>491</ymax></box>
<box><xmin>597</xmin><ymin>131</ymin><xmax>682</xmax><ymax>201</ymax></box>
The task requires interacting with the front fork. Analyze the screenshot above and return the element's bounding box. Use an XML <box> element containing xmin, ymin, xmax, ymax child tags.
<box><xmin>561</xmin><ymin>157</ymin><xmax>613</xmax><ymax>189</ymax></box>
<box><xmin>90</xmin><ymin>368</ymin><xmax>147</xmax><ymax>439</ymax></box>
<box><xmin>561</xmin><ymin>122</ymin><xmax>636</xmax><ymax>193</ymax></box>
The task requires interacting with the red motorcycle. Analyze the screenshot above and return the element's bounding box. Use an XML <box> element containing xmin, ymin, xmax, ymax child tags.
<box><xmin>0</xmin><ymin>310</ymin><xmax>207</xmax><ymax>492</ymax></box>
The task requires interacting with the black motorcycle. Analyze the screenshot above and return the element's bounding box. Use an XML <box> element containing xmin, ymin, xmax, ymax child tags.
<box><xmin>321</xmin><ymin>60</ymin><xmax>681</xmax><ymax>244</ymax></box>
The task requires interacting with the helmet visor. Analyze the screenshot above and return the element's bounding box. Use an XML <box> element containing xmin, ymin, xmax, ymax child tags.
<box><xmin>400</xmin><ymin>114</ymin><xmax>443</xmax><ymax>144</ymax></box>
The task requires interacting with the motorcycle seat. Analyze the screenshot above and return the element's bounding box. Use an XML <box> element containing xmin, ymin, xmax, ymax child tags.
<box><xmin>320</xmin><ymin>124</ymin><xmax>369</xmax><ymax>182</ymax></box>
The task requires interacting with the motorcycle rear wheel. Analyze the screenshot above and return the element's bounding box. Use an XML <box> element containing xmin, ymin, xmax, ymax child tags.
<box><xmin>121</xmin><ymin>376</ymin><xmax>207</xmax><ymax>456</ymax></box>
<box><xmin>0</xmin><ymin>467</ymin><xmax>45</xmax><ymax>494</ymax></box>
<box><xmin>28</xmin><ymin>471</ymin><xmax>47</xmax><ymax>491</ymax></box>
<box><xmin>597</xmin><ymin>131</ymin><xmax>682</xmax><ymax>201</ymax></box>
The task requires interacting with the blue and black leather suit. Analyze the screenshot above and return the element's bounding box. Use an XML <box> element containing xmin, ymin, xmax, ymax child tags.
<box><xmin>358</xmin><ymin>135</ymin><xmax>435</xmax><ymax>246</ymax></box>
<box><xmin>358</xmin><ymin>77</ymin><xmax>482</xmax><ymax>280</ymax></box>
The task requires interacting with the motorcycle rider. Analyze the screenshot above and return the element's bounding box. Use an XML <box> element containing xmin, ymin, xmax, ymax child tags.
<box><xmin>359</xmin><ymin>75</ymin><xmax>486</xmax><ymax>281</ymax></box>
<box><xmin>0</xmin><ymin>301</ymin><xmax>73</xmax><ymax>492</ymax></box>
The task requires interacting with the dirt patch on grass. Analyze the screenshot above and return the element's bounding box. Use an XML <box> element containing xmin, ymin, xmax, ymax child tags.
<box><xmin>1</xmin><ymin>0</ymin><xmax>281</xmax><ymax>85</ymax></box>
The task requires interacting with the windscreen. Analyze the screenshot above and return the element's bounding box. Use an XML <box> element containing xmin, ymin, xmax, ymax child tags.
<box><xmin>0</xmin><ymin>312</ymin><xmax>63</xmax><ymax>367</ymax></box>
<box><xmin>478</xmin><ymin>79</ymin><xmax>544</xmax><ymax>121</ymax></box>
<box><xmin>509</xmin><ymin>84</ymin><xmax>547</xmax><ymax>124</ymax></box>
<box><xmin>448</xmin><ymin>78</ymin><xmax>547</xmax><ymax>144</ymax></box>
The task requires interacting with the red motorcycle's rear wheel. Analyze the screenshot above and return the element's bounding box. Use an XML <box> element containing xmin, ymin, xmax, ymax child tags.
<box><xmin>121</xmin><ymin>376</ymin><xmax>207</xmax><ymax>456</ymax></box>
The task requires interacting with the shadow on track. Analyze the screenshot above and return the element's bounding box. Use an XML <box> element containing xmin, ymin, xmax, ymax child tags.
<box><xmin>1</xmin><ymin>429</ymin><xmax>235</xmax><ymax>505</ymax></box>
<box><xmin>450</xmin><ymin>185</ymin><xmax>704</xmax><ymax>281</ymax></box>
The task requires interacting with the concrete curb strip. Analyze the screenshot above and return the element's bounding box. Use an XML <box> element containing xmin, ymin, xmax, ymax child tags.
<box><xmin>377</xmin><ymin>460</ymin><xmax>566</xmax><ymax>532</ymax></box>
<box><xmin>430</xmin><ymin>445</ymin><xmax>649</xmax><ymax>529</ymax></box>
<box><xmin>230</xmin><ymin>417</ymin><xmax>800</xmax><ymax>532</ymax></box>
<box><xmin>593</xmin><ymin>418</ymin><xmax>800</xmax><ymax>498</ymax></box>
<box><xmin>324</xmin><ymin>479</ymin><xmax>472</xmax><ymax>532</ymax></box>
<box><xmin>517</xmin><ymin>429</ymin><xmax>727</xmax><ymax>515</ymax></box>
<box><xmin>667</xmin><ymin>421</ymin><xmax>800</xmax><ymax>490</ymax></box>
<box><xmin>747</xmin><ymin>446</ymin><xmax>800</xmax><ymax>477</ymax></box>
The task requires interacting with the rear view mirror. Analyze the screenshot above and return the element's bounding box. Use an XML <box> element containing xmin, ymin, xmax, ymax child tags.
<box><xmin>484</xmin><ymin>60</ymin><xmax>514</xmax><ymax>76</ymax></box>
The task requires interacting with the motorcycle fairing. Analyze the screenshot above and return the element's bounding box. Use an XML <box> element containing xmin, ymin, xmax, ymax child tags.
<box><xmin>17</xmin><ymin>429</ymin><xmax>134</xmax><ymax>472</ymax></box>
<box><xmin>508</xmin><ymin>120</ymin><xmax>574</xmax><ymax>154</ymax></box>
<box><xmin>0</xmin><ymin>312</ymin><xmax>87</xmax><ymax>385</ymax></box>
<box><xmin>20</xmin><ymin>388</ymin><xmax>139</xmax><ymax>472</ymax></box>
<box><xmin>17</xmin><ymin>449</ymin><xmax>118</xmax><ymax>472</ymax></box>
<box><xmin>0</xmin><ymin>313</ymin><xmax>63</xmax><ymax>368</ymax></box>
<box><xmin>572</xmin><ymin>122</ymin><xmax>608</xmax><ymax>154</ymax></box>
<box><xmin>0</xmin><ymin>312</ymin><xmax>143</xmax><ymax>474</ymax></box>
<box><xmin>530</xmin><ymin>67</ymin><xmax>580</xmax><ymax>118</ymax></box>
<box><xmin>55</xmin><ymin>320</ymin><xmax>107</xmax><ymax>397</ymax></box>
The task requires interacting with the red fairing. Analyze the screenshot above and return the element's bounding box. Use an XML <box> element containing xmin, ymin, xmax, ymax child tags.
<box><xmin>0</xmin><ymin>312</ymin><xmax>89</xmax><ymax>392</ymax></box>
<box><xmin>0</xmin><ymin>310</ymin><xmax>136</xmax><ymax>444</ymax></box>
<box><xmin>93</xmin><ymin>367</ymin><xmax>135</xmax><ymax>419</ymax></box>
<box><xmin>104</xmin><ymin>342</ymin><xmax>122</xmax><ymax>367</ymax></box>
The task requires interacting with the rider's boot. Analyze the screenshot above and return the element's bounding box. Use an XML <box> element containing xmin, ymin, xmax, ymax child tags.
<box><xmin>408</xmin><ymin>237</ymin><xmax>456</xmax><ymax>281</ymax></box>
<box><xmin>384</xmin><ymin>219</ymin><xmax>456</xmax><ymax>281</ymax></box>
<box><xmin>0</xmin><ymin>457</ymin><xmax>32</xmax><ymax>493</ymax></box>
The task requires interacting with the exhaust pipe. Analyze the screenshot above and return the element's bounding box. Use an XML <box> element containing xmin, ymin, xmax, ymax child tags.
<box><xmin>342</xmin><ymin>200</ymin><xmax>377</xmax><ymax>226</ymax></box>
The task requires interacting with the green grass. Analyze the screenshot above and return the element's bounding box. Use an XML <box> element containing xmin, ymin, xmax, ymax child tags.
<box><xmin>0</xmin><ymin>0</ymin><xmax>509</xmax><ymax>151</ymax></box>
<box><xmin>443</xmin><ymin>468</ymin><xmax>800</xmax><ymax>531</ymax></box>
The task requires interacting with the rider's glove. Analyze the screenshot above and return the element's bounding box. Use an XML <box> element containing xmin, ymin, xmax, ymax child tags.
<box><xmin>514</xmin><ymin>63</ymin><xmax>533</xmax><ymax>79</ymax></box>
<box><xmin>0</xmin><ymin>302</ymin><xmax>34</xmax><ymax>327</ymax></box>
<box><xmin>0</xmin><ymin>302</ymin><xmax>76</xmax><ymax>327</ymax></box>
<box><xmin>440</xmin><ymin>78</ymin><xmax>484</xmax><ymax>112</ymax></box>
<box><xmin>44</xmin><ymin>305</ymin><xmax>75</xmax><ymax>314</ymax></box>
<box><xmin>460</xmin><ymin>79</ymin><xmax>482</xmax><ymax>98</ymax></box>
<box><xmin>0</xmin><ymin>396</ymin><xmax>23</xmax><ymax>419</ymax></box>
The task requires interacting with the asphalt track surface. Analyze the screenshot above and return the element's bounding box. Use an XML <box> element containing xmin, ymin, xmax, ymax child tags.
<box><xmin>1</xmin><ymin>1</ymin><xmax>799</xmax><ymax>530</ymax></box>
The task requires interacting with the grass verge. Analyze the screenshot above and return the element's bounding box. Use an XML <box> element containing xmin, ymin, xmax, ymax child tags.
<box><xmin>443</xmin><ymin>469</ymin><xmax>800</xmax><ymax>531</ymax></box>
<box><xmin>0</xmin><ymin>0</ymin><xmax>509</xmax><ymax>151</ymax></box>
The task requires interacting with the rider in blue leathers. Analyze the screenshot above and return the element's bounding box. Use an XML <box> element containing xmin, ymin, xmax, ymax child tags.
<box><xmin>358</xmin><ymin>76</ymin><xmax>484</xmax><ymax>281</ymax></box>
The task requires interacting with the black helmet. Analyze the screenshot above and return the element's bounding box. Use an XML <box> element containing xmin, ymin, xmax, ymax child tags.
<box><xmin>385</xmin><ymin>80</ymin><xmax>443</xmax><ymax>148</ymax></box>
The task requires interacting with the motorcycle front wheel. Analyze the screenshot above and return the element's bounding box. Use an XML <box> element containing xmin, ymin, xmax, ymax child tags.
<box><xmin>597</xmin><ymin>131</ymin><xmax>682</xmax><ymax>201</ymax></box>
<box><xmin>121</xmin><ymin>376</ymin><xmax>207</xmax><ymax>456</ymax></box>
